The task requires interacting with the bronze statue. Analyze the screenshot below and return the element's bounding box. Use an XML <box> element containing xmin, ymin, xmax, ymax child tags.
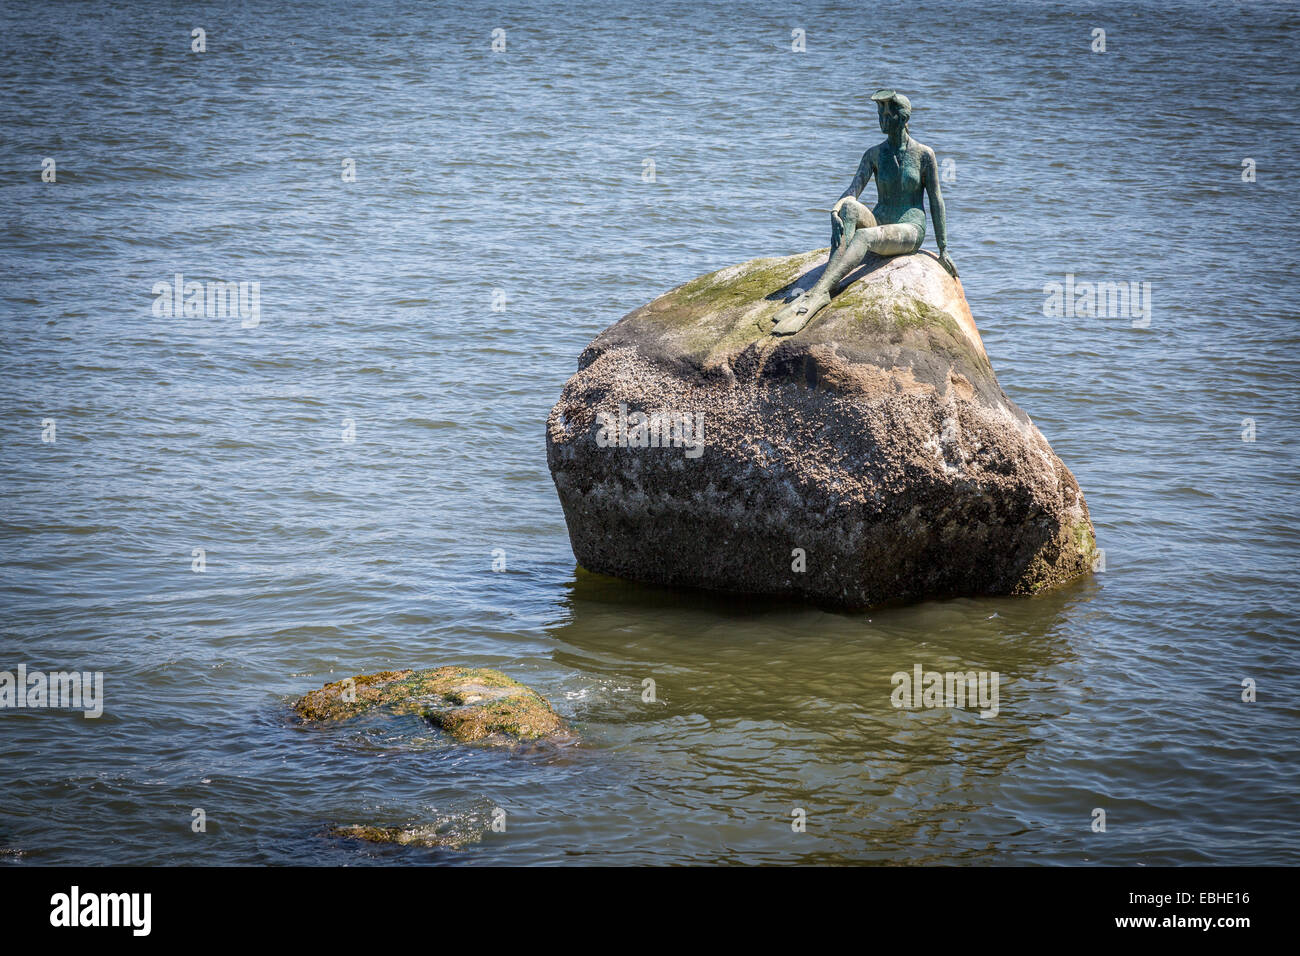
<box><xmin>771</xmin><ymin>90</ymin><xmax>957</xmax><ymax>336</ymax></box>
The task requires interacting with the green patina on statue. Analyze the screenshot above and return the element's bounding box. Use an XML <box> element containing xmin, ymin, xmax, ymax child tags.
<box><xmin>771</xmin><ymin>89</ymin><xmax>958</xmax><ymax>336</ymax></box>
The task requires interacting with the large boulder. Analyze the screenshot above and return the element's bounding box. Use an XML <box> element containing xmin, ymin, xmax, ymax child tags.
<box><xmin>546</xmin><ymin>249</ymin><xmax>1097</xmax><ymax>608</ymax></box>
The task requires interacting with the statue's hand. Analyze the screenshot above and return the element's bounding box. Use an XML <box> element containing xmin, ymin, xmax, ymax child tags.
<box><xmin>938</xmin><ymin>250</ymin><xmax>959</xmax><ymax>278</ymax></box>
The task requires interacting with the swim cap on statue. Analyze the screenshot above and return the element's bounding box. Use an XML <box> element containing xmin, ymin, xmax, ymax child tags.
<box><xmin>871</xmin><ymin>89</ymin><xmax>911</xmax><ymax>111</ymax></box>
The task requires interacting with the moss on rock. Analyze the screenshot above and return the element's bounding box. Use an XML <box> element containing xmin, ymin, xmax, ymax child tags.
<box><xmin>1071</xmin><ymin>519</ymin><xmax>1098</xmax><ymax>567</ymax></box>
<box><xmin>586</xmin><ymin>249</ymin><xmax>997</xmax><ymax>393</ymax></box>
<box><xmin>292</xmin><ymin>666</ymin><xmax>567</xmax><ymax>743</ymax></box>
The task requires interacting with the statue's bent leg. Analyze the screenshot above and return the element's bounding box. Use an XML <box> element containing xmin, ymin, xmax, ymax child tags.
<box><xmin>830</xmin><ymin>222</ymin><xmax>922</xmax><ymax>281</ymax></box>
<box><xmin>771</xmin><ymin>222</ymin><xmax>922</xmax><ymax>336</ymax></box>
<box><xmin>830</xmin><ymin>197</ymin><xmax>876</xmax><ymax>253</ymax></box>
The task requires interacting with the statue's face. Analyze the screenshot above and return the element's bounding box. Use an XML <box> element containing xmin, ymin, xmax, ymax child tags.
<box><xmin>877</xmin><ymin>101</ymin><xmax>905</xmax><ymax>136</ymax></box>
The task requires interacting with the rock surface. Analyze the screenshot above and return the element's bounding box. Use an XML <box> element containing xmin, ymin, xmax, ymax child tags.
<box><xmin>292</xmin><ymin>667</ymin><xmax>567</xmax><ymax>743</ymax></box>
<box><xmin>546</xmin><ymin>249</ymin><xmax>1097</xmax><ymax>607</ymax></box>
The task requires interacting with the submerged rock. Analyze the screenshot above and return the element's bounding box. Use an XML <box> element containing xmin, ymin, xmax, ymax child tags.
<box><xmin>292</xmin><ymin>666</ymin><xmax>567</xmax><ymax>743</ymax></box>
<box><xmin>328</xmin><ymin>823</ymin><xmax>484</xmax><ymax>851</ymax></box>
<box><xmin>546</xmin><ymin>249</ymin><xmax>1097</xmax><ymax>608</ymax></box>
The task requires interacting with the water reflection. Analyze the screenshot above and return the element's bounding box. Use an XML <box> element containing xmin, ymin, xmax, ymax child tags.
<box><xmin>546</xmin><ymin>568</ymin><xmax>1099</xmax><ymax>862</ymax></box>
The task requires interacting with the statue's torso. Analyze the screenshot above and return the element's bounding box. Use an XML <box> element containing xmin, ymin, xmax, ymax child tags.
<box><xmin>871</xmin><ymin>139</ymin><xmax>927</xmax><ymax>234</ymax></box>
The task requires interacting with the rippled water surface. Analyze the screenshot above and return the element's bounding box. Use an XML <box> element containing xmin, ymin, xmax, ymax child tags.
<box><xmin>1</xmin><ymin>0</ymin><xmax>1298</xmax><ymax>865</ymax></box>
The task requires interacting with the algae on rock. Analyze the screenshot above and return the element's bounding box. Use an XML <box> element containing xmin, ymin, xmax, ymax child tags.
<box><xmin>292</xmin><ymin>666</ymin><xmax>567</xmax><ymax>743</ymax></box>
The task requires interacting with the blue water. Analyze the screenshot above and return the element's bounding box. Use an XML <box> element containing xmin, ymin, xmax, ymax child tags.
<box><xmin>1</xmin><ymin>0</ymin><xmax>1298</xmax><ymax>864</ymax></box>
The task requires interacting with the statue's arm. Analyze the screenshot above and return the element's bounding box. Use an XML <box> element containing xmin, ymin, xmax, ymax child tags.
<box><xmin>923</xmin><ymin>148</ymin><xmax>958</xmax><ymax>277</ymax></box>
<box><xmin>922</xmin><ymin>148</ymin><xmax>948</xmax><ymax>249</ymax></box>
<box><xmin>839</xmin><ymin>149</ymin><xmax>874</xmax><ymax>201</ymax></box>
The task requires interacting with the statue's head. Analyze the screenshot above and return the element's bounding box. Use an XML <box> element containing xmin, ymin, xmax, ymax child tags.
<box><xmin>872</xmin><ymin>89</ymin><xmax>911</xmax><ymax>136</ymax></box>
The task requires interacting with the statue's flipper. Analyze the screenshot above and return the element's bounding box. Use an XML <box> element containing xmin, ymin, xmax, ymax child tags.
<box><xmin>770</xmin><ymin>289</ymin><xmax>831</xmax><ymax>336</ymax></box>
<box><xmin>771</xmin><ymin>309</ymin><xmax>813</xmax><ymax>336</ymax></box>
